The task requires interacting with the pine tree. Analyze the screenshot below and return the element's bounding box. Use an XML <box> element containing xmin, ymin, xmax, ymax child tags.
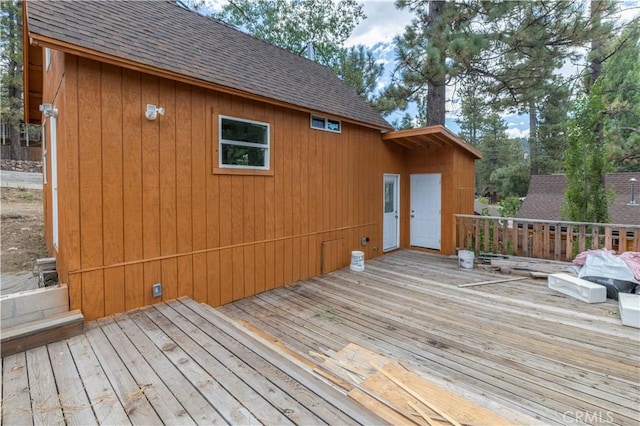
<box><xmin>0</xmin><ymin>0</ymin><xmax>24</xmax><ymax>160</ymax></box>
<box><xmin>392</xmin><ymin>0</ymin><xmax>484</xmax><ymax>126</ymax></box>
<box><xmin>599</xmin><ymin>22</ymin><xmax>640</xmax><ymax>172</ymax></box>
<box><xmin>563</xmin><ymin>83</ymin><xmax>612</xmax><ymax>223</ymax></box>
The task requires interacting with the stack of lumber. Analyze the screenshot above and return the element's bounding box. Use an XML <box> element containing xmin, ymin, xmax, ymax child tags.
<box><xmin>311</xmin><ymin>343</ymin><xmax>512</xmax><ymax>426</ymax></box>
<box><xmin>480</xmin><ymin>257</ymin><xmax>573</xmax><ymax>279</ymax></box>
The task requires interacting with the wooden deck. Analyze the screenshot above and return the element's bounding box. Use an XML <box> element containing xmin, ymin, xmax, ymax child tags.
<box><xmin>2</xmin><ymin>250</ymin><xmax>639</xmax><ymax>425</ymax></box>
<box><xmin>1</xmin><ymin>298</ymin><xmax>383</xmax><ymax>425</ymax></box>
<box><xmin>221</xmin><ymin>251</ymin><xmax>640</xmax><ymax>425</ymax></box>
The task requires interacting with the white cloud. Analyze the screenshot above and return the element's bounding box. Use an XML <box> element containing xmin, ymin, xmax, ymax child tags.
<box><xmin>346</xmin><ymin>2</ymin><xmax>413</xmax><ymax>47</ymax></box>
<box><xmin>506</xmin><ymin>127</ymin><xmax>530</xmax><ymax>139</ymax></box>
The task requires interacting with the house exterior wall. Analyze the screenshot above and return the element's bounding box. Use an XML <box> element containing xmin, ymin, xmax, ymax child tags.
<box><xmin>402</xmin><ymin>143</ymin><xmax>476</xmax><ymax>255</ymax></box>
<box><xmin>41</xmin><ymin>48</ymin><xmax>65</xmax><ymax>275</ymax></box>
<box><xmin>53</xmin><ymin>55</ymin><xmax>406</xmax><ymax>320</ymax></box>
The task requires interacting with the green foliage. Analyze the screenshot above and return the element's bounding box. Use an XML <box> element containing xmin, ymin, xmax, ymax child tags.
<box><xmin>490</xmin><ymin>161</ymin><xmax>530</xmax><ymax>199</ymax></box>
<box><xmin>599</xmin><ymin>22</ymin><xmax>640</xmax><ymax>172</ymax></box>
<box><xmin>563</xmin><ymin>83</ymin><xmax>613</xmax><ymax>223</ymax></box>
<box><xmin>497</xmin><ymin>196</ymin><xmax>523</xmax><ymax>218</ymax></box>
<box><xmin>215</xmin><ymin>0</ymin><xmax>364</xmax><ymax>65</ymax></box>
<box><xmin>534</xmin><ymin>79</ymin><xmax>572</xmax><ymax>175</ymax></box>
<box><xmin>332</xmin><ymin>45</ymin><xmax>385</xmax><ymax>109</ymax></box>
<box><xmin>457</xmin><ymin>77</ymin><xmax>488</xmax><ymax>146</ymax></box>
<box><xmin>1</xmin><ymin>0</ymin><xmax>23</xmax><ymax>128</ymax></box>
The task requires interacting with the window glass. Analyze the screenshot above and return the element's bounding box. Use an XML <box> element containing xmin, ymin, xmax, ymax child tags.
<box><xmin>384</xmin><ymin>182</ymin><xmax>394</xmax><ymax>213</ymax></box>
<box><xmin>310</xmin><ymin>114</ymin><xmax>341</xmax><ymax>133</ymax></box>
<box><xmin>311</xmin><ymin>116</ymin><xmax>325</xmax><ymax>129</ymax></box>
<box><xmin>327</xmin><ymin>119</ymin><xmax>341</xmax><ymax>132</ymax></box>
<box><xmin>219</xmin><ymin>116</ymin><xmax>269</xmax><ymax>169</ymax></box>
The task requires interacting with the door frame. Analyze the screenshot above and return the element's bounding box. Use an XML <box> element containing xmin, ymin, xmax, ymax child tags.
<box><xmin>383</xmin><ymin>173</ymin><xmax>400</xmax><ymax>252</ymax></box>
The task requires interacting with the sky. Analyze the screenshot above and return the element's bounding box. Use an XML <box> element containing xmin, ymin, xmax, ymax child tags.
<box><xmin>205</xmin><ymin>0</ymin><xmax>640</xmax><ymax>137</ymax></box>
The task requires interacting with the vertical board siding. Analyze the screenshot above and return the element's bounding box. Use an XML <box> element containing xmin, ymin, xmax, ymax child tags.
<box><xmin>101</xmin><ymin>64</ymin><xmax>125</xmax><ymax>316</ymax></box>
<box><xmin>122</xmin><ymin>69</ymin><xmax>144</xmax><ymax>310</ymax></box>
<box><xmin>63</xmin><ymin>58</ymin><xmax>408</xmax><ymax>320</ymax></box>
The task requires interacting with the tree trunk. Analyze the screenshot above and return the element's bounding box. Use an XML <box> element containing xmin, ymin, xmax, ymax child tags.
<box><xmin>3</xmin><ymin>1</ymin><xmax>24</xmax><ymax>160</ymax></box>
<box><xmin>9</xmin><ymin>125</ymin><xmax>22</xmax><ymax>160</ymax></box>
<box><xmin>528</xmin><ymin>100</ymin><xmax>538</xmax><ymax>175</ymax></box>
<box><xmin>426</xmin><ymin>0</ymin><xmax>446</xmax><ymax>126</ymax></box>
<box><xmin>426</xmin><ymin>83</ymin><xmax>446</xmax><ymax>126</ymax></box>
<box><xmin>587</xmin><ymin>0</ymin><xmax>604</xmax><ymax>91</ymax></box>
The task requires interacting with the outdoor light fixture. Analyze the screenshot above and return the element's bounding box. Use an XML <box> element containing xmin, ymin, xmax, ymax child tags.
<box><xmin>145</xmin><ymin>104</ymin><xmax>165</xmax><ymax>121</ymax></box>
<box><xmin>629</xmin><ymin>177</ymin><xmax>638</xmax><ymax>206</ymax></box>
<box><xmin>39</xmin><ymin>103</ymin><xmax>57</xmax><ymax>118</ymax></box>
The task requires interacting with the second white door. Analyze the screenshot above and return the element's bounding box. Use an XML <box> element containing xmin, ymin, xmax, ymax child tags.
<box><xmin>410</xmin><ymin>173</ymin><xmax>441</xmax><ymax>250</ymax></box>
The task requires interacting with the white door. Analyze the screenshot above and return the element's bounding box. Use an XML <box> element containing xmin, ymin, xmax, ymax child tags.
<box><xmin>410</xmin><ymin>173</ymin><xmax>441</xmax><ymax>250</ymax></box>
<box><xmin>50</xmin><ymin>115</ymin><xmax>58</xmax><ymax>250</ymax></box>
<box><xmin>383</xmin><ymin>174</ymin><xmax>400</xmax><ymax>251</ymax></box>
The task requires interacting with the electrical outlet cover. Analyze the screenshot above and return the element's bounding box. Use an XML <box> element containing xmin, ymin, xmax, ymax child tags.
<box><xmin>152</xmin><ymin>283</ymin><xmax>162</xmax><ymax>298</ymax></box>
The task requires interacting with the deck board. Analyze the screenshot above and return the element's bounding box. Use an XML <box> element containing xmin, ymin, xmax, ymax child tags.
<box><xmin>221</xmin><ymin>251</ymin><xmax>640</xmax><ymax>425</ymax></box>
<box><xmin>2</xmin><ymin>250</ymin><xmax>638</xmax><ymax>425</ymax></box>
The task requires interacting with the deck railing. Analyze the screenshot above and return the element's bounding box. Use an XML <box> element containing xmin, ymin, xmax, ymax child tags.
<box><xmin>454</xmin><ymin>214</ymin><xmax>640</xmax><ymax>261</ymax></box>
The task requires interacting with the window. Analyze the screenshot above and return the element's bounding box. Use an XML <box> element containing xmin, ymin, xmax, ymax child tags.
<box><xmin>45</xmin><ymin>48</ymin><xmax>51</xmax><ymax>71</ymax></box>
<box><xmin>219</xmin><ymin>115</ymin><xmax>270</xmax><ymax>170</ymax></box>
<box><xmin>310</xmin><ymin>115</ymin><xmax>341</xmax><ymax>133</ymax></box>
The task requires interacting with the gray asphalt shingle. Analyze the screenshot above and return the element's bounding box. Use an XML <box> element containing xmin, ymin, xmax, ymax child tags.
<box><xmin>25</xmin><ymin>0</ymin><xmax>391</xmax><ymax>130</ymax></box>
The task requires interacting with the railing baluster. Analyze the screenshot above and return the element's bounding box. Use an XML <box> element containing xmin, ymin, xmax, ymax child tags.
<box><xmin>483</xmin><ymin>219</ymin><xmax>490</xmax><ymax>253</ymax></box>
<box><xmin>618</xmin><ymin>227</ymin><xmax>626</xmax><ymax>252</ymax></box>
<box><xmin>591</xmin><ymin>226</ymin><xmax>599</xmax><ymax>249</ymax></box>
<box><xmin>566</xmin><ymin>224</ymin><xmax>574</xmax><ymax>261</ymax></box>
<box><xmin>579</xmin><ymin>225</ymin><xmax>586</xmax><ymax>253</ymax></box>
<box><xmin>554</xmin><ymin>223</ymin><xmax>562</xmax><ymax>261</ymax></box>
<box><xmin>604</xmin><ymin>226</ymin><xmax>612</xmax><ymax>251</ymax></box>
<box><xmin>511</xmin><ymin>220</ymin><xmax>519</xmax><ymax>256</ymax></box>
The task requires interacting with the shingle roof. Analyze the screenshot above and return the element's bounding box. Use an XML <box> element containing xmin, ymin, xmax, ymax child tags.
<box><xmin>518</xmin><ymin>173</ymin><xmax>640</xmax><ymax>225</ymax></box>
<box><xmin>25</xmin><ymin>0</ymin><xmax>391</xmax><ymax>130</ymax></box>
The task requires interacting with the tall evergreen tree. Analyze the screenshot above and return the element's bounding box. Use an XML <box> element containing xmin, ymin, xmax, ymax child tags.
<box><xmin>391</xmin><ymin>0</ymin><xmax>484</xmax><ymax>125</ymax></box>
<box><xmin>534</xmin><ymin>79</ymin><xmax>572</xmax><ymax>175</ymax></box>
<box><xmin>456</xmin><ymin>76</ymin><xmax>489</xmax><ymax>146</ymax></box>
<box><xmin>0</xmin><ymin>0</ymin><xmax>24</xmax><ymax>160</ymax></box>
<box><xmin>563</xmin><ymin>83</ymin><xmax>612</xmax><ymax>223</ymax></box>
<box><xmin>332</xmin><ymin>45</ymin><xmax>385</xmax><ymax>109</ymax></box>
<box><xmin>599</xmin><ymin>22</ymin><xmax>640</xmax><ymax>172</ymax></box>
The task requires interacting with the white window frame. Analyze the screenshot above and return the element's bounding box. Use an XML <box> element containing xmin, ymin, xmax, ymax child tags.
<box><xmin>218</xmin><ymin>115</ymin><xmax>270</xmax><ymax>170</ymax></box>
<box><xmin>310</xmin><ymin>114</ymin><xmax>341</xmax><ymax>133</ymax></box>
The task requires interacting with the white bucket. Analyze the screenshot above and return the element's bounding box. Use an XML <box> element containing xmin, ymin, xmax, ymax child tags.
<box><xmin>458</xmin><ymin>250</ymin><xmax>474</xmax><ymax>270</ymax></box>
<box><xmin>350</xmin><ymin>251</ymin><xmax>365</xmax><ymax>272</ymax></box>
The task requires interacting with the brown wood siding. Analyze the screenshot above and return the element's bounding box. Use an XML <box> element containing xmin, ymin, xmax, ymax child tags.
<box><xmin>404</xmin><ymin>142</ymin><xmax>477</xmax><ymax>255</ymax></box>
<box><xmin>58</xmin><ymin>56</ymin><xmax>403</xmax><ymax>320</ymax></box>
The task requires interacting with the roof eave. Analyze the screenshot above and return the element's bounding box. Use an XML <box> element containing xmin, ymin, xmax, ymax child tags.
<box><xmin>382</xmin><ymin>125</ymin><xmax>482</xmax><ymax>159</ymax></box>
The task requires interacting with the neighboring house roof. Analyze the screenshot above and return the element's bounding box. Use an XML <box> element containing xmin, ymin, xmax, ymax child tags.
<box><xmin>518</xmin><ymin>173</ymin><xmax>640</xmax><ymax>225</ymax></box>
<box><xmin>474</xmin><ymin>201</ymin><xmax>500</xmax><ymax>217</ymax></box>
<box><xmin>24</xmin><ymin>0</ymin><xmax>391</xmax><ymax>130</ymax></box>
